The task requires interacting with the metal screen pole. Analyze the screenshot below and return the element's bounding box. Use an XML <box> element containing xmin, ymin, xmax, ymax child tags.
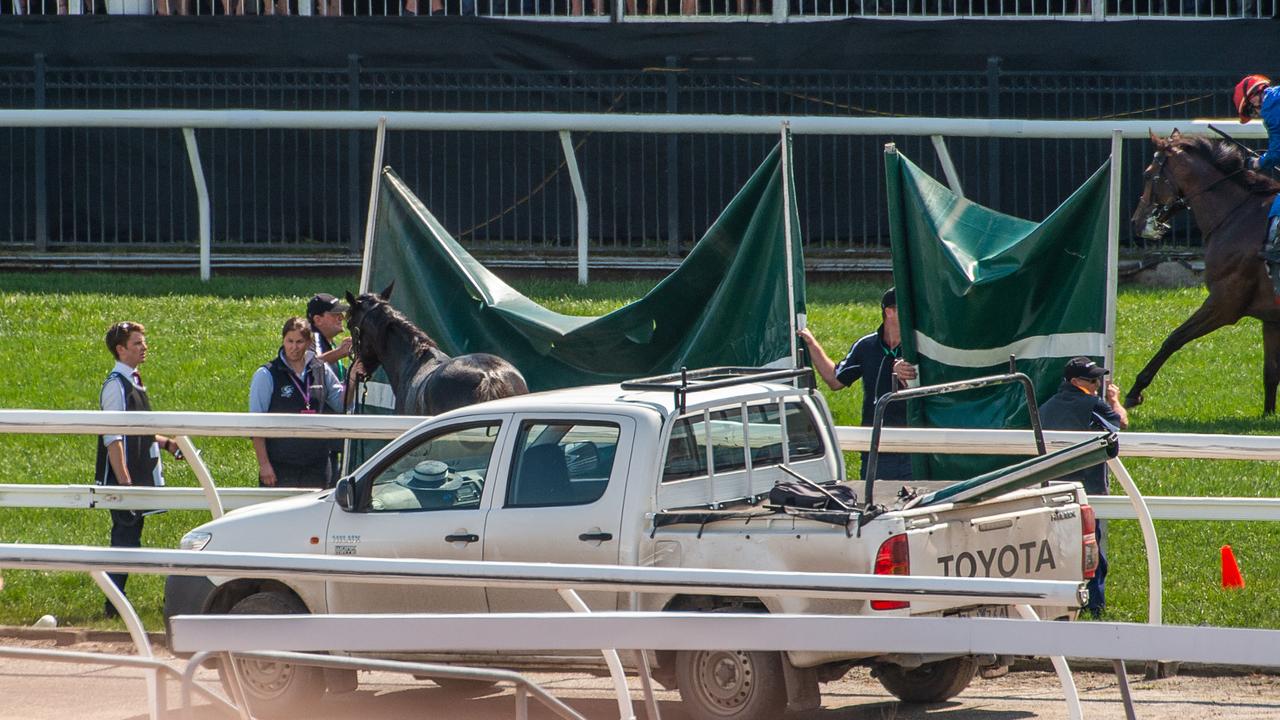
<box><xmin>781</xmin><ymin>122</ymin><xmax>798</xmax><ymax>368</ymax></box>
<box><xmin>359</xmin><ymin>116</ymin><xmax>388</xmax><ymax>294</ymax></box>
<box><xmin>1105</xmin><ymin>129</ymin><xmax>1122</xmax><ymax>374</ymax></box>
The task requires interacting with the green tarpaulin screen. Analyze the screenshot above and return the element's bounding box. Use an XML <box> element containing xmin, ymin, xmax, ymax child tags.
<box><xmin>362</xmin><ymin>141</ymin><xmax>804</xmax><ymax>393</ymax></box>
<box><xmin>347</xmin><ymin>139</ymin><xmax>806</xmax><ymax>473</ymax></box>
<box><xmin>885</xmin><ymin>147</ymin><xmax>1112</xmax><ymax>481</ymax></box>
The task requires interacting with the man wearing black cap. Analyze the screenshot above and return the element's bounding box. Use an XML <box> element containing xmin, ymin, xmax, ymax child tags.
<box><xmin>798</xmin><ymin>287</ymin><xmax>918</xmax><ymax>481</ymax></box>
<box><xmin>1039</xmin><ymin>355</ymin><xmax>1128</xmax><ymax>618</ymax></box>
<box><xmin>307</xmin><ymin>293</ymin><xmax>352</xmax><ymax>382</ymax></box>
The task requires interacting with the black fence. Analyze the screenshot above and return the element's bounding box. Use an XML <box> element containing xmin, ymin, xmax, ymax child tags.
<box><xmin>0</xmin><ymin>57</ymin><xmax>1240</xmax><ymax>255</ymax></box>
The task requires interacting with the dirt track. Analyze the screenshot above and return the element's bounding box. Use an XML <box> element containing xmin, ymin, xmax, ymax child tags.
<box><xmin>0</xmin><ymin>635</ymin><xmax>1277</xmax><ymax>719</ymax></box>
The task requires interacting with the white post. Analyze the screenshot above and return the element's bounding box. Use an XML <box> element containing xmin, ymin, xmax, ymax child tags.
<box><xmin>557</xmin><ymin>588</ymin><xmax>636</xmax><ymax>720</ymax></box>
<box><xmin>181</xmin><ymin>128</ymin><xmax>211</xmax><ymax>282</ymax></box>
<box><xmin>781</xmin><ymin>122</ymin><xmax>798</xmax><ymax>368</ymax></box>
<box><xmin>1107</xmin><ymin>457</ymin><xmax>1162</xmax><ymax>625</ymax></box>
<box><xmin>1105</xmin><ymin>129</ymin><xmax>1122</xmax><ymax>373</ymax></box>
<box><xmin>930</xmin><ymin>135</ymin><xmax>965</xmax><ymax>198</ymax></box>
<box><xmin>359</xmin><ymin>116</ymin><xmax>388</xmax><ymax>295</ymax></box>
<box><xmin>175</xmin><ymin>435</ymin><xmax>222</xmax><ymax>520</ymax></box>
<box><xmin>1014</xmin><ymin>604</ymin><xmax>1082</xmax><ymax>720</ymax></box>
<box><xmin>558</xmin><ymin>130</ymin><xmax>590</xmax><ymax>286</ymax></box>
<box><xmin>91</xmin><ymin>570</ymin><xmax>161</xmax><ymax>720</ymax></box>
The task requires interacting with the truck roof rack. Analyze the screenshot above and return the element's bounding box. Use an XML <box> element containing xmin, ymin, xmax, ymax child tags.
<box><xmin>620</xmin><ymin>366</ymin><xmax>811</xmax><ymax>414</ymax></box>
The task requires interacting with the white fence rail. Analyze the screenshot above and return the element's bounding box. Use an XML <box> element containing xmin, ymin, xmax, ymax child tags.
<box><xmin>0</xmin><ymin>109</ymin><xmax>1256</xmax><ymax>282</ymax></box>
<box><xmin>0</xmin><ymin>544</ymin><xmax>1091</xmax><ymax>720</ymax></box>
<box><xmin>0</xmin><ymin>544</ymin><xmax>1088</xmax><ymax>605</ymax></box>
<box><xmin>171</xmin><ymin>610</ymin><xmax>1280</xmax><ymax>667</ymax></box>
<box><xmin>4</xmin><ymin>410</ymin><xmax>1280</xmax><ymax>523</ymax></box>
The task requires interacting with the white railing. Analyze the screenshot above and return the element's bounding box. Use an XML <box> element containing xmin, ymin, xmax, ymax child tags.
<box><xmin>172</xmin><ymin>610</ymin><xmax>1280</xmax><ymax>667</ymax></box>
<box><xmin>4</xmin><ymin>410</ymin><xmax>1280</xmax><ymax>524</ymax></box>
<box><xmin>0</xmin><ymin>109</ymin><xmax>1258</xmax><ymax>282</ymax></box>
<box><xmin>0</xmin><ymin>544</ymin><xmax>1091</xmax><ymax>720</ymax></box>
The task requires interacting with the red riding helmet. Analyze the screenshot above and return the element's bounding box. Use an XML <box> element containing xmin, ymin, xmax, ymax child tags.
<box><xmin>1235</xmin><ymin>74</ymin><xmax>1271</xmax><ymax>123</ymax></box>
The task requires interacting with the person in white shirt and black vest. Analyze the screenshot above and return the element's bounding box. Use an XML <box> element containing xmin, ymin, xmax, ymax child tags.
<box><xmin>94</xmin><ymin>321</ymin><xmax>181</xmax><ymax>619</ymax></box>
<box><xmin>249</xmin><ymin>317</ymin><xmax>345</xmax><ymax>489</ymax></box>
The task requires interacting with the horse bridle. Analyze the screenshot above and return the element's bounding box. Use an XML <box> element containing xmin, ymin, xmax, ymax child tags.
<box><xmin>1141</xmin><ymin>148</ymin><xmax>1248</xmax><ymax>240</ymax></box>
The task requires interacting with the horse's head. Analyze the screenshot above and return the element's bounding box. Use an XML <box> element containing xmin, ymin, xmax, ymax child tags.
<box><xmin>1132</xmin><ymin>130</ymin><xmax>1190</xmax><ymax>241</ymax></box>
<box><xmin>345</xmin><ymin>282</ymin><xmax>396</xmax><ymax>376</ymax></box>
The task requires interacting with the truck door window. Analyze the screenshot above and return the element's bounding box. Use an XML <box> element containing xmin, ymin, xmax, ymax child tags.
<box><xmin>366</xmin><ymin>422</ymin><xmax>501</xmax><ymax>513</ymax></box>
<box><xmin>662</xmin><ymin>401</ymin><xmax>824</xmax><ymax>483</ymax></box>
<box><xmin>506</xmin><ymin>421</ymin><xmax>620</xmax><ymax>508</ymax></box>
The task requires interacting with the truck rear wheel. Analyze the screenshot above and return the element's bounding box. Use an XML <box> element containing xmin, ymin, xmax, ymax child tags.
<box><xmin>675</xmin><ymin>648</ymin><xmax>786</xmax><ymax>720</ymax></box>
<box><xmin>218</xmin><ymin>591</ymin><xmax>326</xmax><ymax>717</ymax></box>
<box><xmin>875</xmin><ymin>656</ymin><xmax>977</xmax><ymax>704</ymax></box>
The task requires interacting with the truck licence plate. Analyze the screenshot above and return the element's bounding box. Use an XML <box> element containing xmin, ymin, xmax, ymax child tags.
<box><xmin>946</xmin><ymin>605</ymin><xmax>1010</xmax><ymax>619</ymax></box>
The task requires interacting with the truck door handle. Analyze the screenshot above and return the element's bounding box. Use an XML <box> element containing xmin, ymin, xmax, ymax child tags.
<box><xmin>445</xmin><ymin>533</ymin><xmax>479</xmax><ymax>544</ymax></box>
<box><xmin>578</xmin><ymin>532</ymin><xmax>613</xmax><ymax>542</ymax></box>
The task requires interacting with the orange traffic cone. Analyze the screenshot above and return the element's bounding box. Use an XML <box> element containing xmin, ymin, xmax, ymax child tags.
<box><xmin>1221</xmin><ymin>545</ymin><xmax>1245</xmax><ymax>589</ymax></box>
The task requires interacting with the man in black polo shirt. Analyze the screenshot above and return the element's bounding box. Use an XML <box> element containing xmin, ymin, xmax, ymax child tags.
<box><xmin>1039</xmin><ymin>356</ymin><xmax>1128</xmax><ymax>618</ymax></box>
<box><xmin>94</xmin><ymin>321</ymin><xmax>181</xmax><ymax>618</ymax></box>
<box><xmin>797</xmin><ymin>287</ymin><xmax>918</xmax><ymax>480</ymax></box>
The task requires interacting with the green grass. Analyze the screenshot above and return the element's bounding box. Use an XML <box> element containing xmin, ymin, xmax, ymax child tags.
<box><xmin>0</xmin><ymin>273</ymin><xmax>1277</xmax><ymax>631</ymax></box>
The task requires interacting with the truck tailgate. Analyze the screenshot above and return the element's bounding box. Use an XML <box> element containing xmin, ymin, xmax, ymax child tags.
<box><xmin>898</xmin><ymin>484</ymin><xmax>1087</xmax><ymax>617</ymax></box>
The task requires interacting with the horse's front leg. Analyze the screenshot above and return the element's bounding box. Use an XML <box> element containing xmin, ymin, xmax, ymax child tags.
<box><xmin>1125</xmin><ymin>297</ymin><xmax>1240</xmax><ymax>408</ymax></box>
<box><xmin>1263</xmin><ymin>321</ymin><xmax>1280</xmax><ymax>415</ymax></box>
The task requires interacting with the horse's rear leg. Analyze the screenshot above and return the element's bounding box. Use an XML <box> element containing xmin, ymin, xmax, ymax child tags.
<box><xmin>1125</xmin><ymin>298</ymin><xmax>1239</xmax><ymax>409</ymax></box>
<box><xmin>1264</xmin><ymin>321</ymin><xmax>1280</xmax><ymax>415</ymax></box>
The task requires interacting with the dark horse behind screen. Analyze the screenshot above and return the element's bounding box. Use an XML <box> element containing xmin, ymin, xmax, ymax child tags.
<box><xmin>345</xmin><ymin>283</ymin><xmax>528</xmax><ymax>415</ymax></box>
<box><xmin>1129</xmin><ymin>130</ymin><xmax>1280</xmax><ymax>413</ymax></box>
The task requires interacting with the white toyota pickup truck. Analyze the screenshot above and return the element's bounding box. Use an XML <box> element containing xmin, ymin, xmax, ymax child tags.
<box><xmin>164</xmin><ymin>367</ymin><xmax>1102</xmax><ymax>719</ymax></box>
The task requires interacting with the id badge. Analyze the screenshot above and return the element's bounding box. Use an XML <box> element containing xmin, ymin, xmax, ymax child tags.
<box><xmin>300</xmin><ymin>409</ymin><xmax>318</xmax><ymax>414</ymax></box>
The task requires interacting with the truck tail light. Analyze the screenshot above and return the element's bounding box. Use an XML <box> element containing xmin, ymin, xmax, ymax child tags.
<box><xmin>1081</xmin><ymin>504</ymin><xmax>1099</xmax><ymax>580</ymax></box>
<box><xmin>871</xmin><ymin>533</ymin><xmax>910</xmax><ymax>611</ymax></box>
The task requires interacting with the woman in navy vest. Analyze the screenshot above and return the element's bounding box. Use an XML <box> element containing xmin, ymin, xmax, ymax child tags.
<box><xmin>249</xmin><ymin>317</ymin><xmax>345</xmax><ymax>488</ymax></box>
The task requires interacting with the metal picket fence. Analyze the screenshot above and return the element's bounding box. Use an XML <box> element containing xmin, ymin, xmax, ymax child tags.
<box><xmin>0</xmin><ymin>61</ymin><xmax>1243</xmax><ymax>255</ymax></box>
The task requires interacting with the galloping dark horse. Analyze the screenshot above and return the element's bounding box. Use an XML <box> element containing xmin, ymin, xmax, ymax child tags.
<box><xmin>1128</xmin><ymin>130</ymin><xmax>1280</xmax><ymax>413</ymax></box>
<box><xmin>344</xmin><ymin>283</ymin><xmax>528</xmax><ymax>415</ymax></box>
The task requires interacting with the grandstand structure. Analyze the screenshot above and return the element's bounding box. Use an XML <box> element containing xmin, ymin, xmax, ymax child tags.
<box><xmin>0</xmin><ymin>11</ymin><xmax>1275</xmax><ymax>266</ymax></box>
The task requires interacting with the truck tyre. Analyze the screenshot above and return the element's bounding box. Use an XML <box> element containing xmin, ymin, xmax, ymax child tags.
<box><xmin>874</xmin><ymin>656</ymin><xmax>977</xmax><ymax>704</ymax></box>
<box><xmin>218</xmin><ymin>592</ymin><xmax>326</xmax><ymax>717</ymax></box>
<box><xmin>675</xmin><ymin>648</ymin><xmax>787</xmax><ymax>720</ymax></box>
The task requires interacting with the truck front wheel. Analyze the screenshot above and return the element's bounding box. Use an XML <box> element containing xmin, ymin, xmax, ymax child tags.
<box><xmin>874</xmin><ymin>656</ymin><xmax>977</xmax><ymax>704</ymax></box>
<box><xmin>218</xmin><ymin>591</ymin><xmax>327</xmax><ymax>717</ymax></box>
<box><xmin>675</xmin><ymin>648</ymin><xmax>786</xmax><ymax>720</ymax></box>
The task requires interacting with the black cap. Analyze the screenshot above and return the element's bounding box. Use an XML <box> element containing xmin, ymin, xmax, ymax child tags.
<box><xmin>307</xmin><ymin>293</ymin><xmax>350</xmax><ymax>319</ymax></box>
<box><xmin>881</xmin><ymin>287</ymin><xmax>897</xmax><ymax>310</ymax></box>
<box><xmin>1063</xmin><ymin>356</ymin><xmax>1107</xmax><ymax>381</ymax></box>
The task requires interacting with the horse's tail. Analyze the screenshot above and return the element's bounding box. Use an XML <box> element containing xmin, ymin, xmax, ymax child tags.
<box><xmin>425</xmin><ymin>354</ymin><xmax>528</xmax><ymax>414</ymax></box>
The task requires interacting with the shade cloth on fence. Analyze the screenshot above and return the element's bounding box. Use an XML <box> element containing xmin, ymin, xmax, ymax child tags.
<box><xmin>886</xmin><ymin>147</ymin><xmax>1111</xmax><ymax>481</ymax></box>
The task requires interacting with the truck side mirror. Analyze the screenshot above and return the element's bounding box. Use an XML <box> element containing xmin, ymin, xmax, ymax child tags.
<box><xmin>334</xmin><ymin>477</ymin><xmax>356</xmax><ymax>511</ymax></box>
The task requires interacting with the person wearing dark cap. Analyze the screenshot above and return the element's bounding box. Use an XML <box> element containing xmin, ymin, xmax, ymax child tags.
<box><xmin>306</xmin><ymin>293</ymin><xmax>352</xmax><ymax>382</ymax></box>
<box><xmin>1038</xmin><ymin>355</ymin><xmax>1128</xmax><ymax>618</ymax></box>
<box><xmin>797</xmin><ymin>287</ymin><xmax>917</xmax><ymax>481</ymax></box>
